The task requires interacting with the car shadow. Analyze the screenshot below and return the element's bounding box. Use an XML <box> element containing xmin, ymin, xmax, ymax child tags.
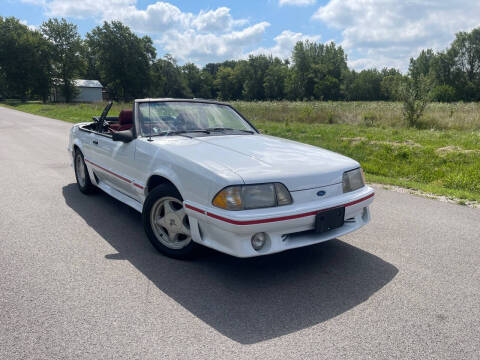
<box><xmin>62</xmin><ymin>183</ymin><xmax>398</xmax><ymax>344</ymax></box>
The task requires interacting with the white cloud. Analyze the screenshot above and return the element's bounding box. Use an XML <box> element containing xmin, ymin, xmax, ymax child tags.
<box><xmin>20</xmin><ymin>19</ymin><xmax>38</xmax><ymax>31</ymax></box>
<box><xmin>191</xmin><ymin>7</ymin><xmax>247</xmax><ymax>33</ymax></box>
<box><xmin>159</xmin><ymin>22</ymin><xmax>271</xmax><ymax>63</ymax></box>
<box><xmin>24</xmin><ymin>0</ymin><xmax>269</xmax><ymax>65</ymax></box>
<box><xmin>45</xmin><ymin>0</ymin><xmax>135</xmax><ymax>19</ymax></box>
<box><xmin>279</xmin><ymin>0</ymin><xmax>316</xmax><ymax>6</ymax></box>
<box><xmin>105</xmin><ymin>1</ymin><xmax>192</xmax><ymax>34</ymax></box>
<box><xmin>313</xmin><ymin>0</ymin><xmax>480</xmax><ymax>71</ymax></box>
<box><xmin>348</xmin><ymin>56</ymin><xmax>406</xmax><ymax>73</ymax></box>
<box><xmin>42</xmin><ymin>0</ymin><xmax>247</xmax><ymax>34</ymax></box>
<box><xmin>250</xmin><ymin>30</ymin><xmax>321</xmax><ymax>59</ymax></box>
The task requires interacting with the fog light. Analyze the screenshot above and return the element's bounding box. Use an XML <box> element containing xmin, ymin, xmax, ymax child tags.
<box><xmin>251</xmin><ymin>232</ymin><xmax>267</xmax><ymax>251</ymax></box>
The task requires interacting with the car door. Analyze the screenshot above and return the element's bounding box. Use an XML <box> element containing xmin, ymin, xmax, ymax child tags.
<box><xmin>77</xmin><ymin>127</ymin><xmax>97</xmax><ymax>162</ymax></box>
<box><xmin>88</xmin><ymin>132</ymin><xmax>138</xmax><ymax>199</ymax></box>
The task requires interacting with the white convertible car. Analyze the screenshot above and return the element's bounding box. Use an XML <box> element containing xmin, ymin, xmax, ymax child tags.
<box><xmin>68</xmin><ymin>99</ymin><xmax>374</xmax><ymax>258</ymax></box>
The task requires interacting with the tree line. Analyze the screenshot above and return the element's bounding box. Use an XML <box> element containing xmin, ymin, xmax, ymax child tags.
<box><xmin>1</xmin><ymin>16</ymin><xmax>479</xmax><ymax>103</ymax></box>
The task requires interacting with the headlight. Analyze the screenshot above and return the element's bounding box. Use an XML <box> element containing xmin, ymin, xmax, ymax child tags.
<box><xmin>212</xmin><ymin>183</ymin><xmax>292</xmax><ymax>210</ymax></box>
<box><xmin>343</xmin><ymin>168</ymin><xmax>365</xmax><ymax>193</ymax></box>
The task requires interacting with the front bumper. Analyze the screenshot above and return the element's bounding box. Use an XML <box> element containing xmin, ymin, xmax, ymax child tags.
<box><xmin>184</xmin><ymin>185</ymin><xmax>374</xmax><ymax>258</ymax></box>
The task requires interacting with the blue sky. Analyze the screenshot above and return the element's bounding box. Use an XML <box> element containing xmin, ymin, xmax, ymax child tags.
<box><xmin>2</xmin><ymin>0</ymin><xmax>480</xmax><ymax>71</ymax></box>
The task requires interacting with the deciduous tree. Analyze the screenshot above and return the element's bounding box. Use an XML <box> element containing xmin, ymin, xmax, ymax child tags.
<box><xmin>86</xmin><ymin>21</ymin><xmax>155</xmax><ymax>101</ymax></box>
<box><xmin>0</xmin><ymin>17</ymin><xmax>51</xmax><ymax>101</ymax></box>
<box><xmin>41</xmin><ymin>18</ymin><xmax>83</xmax><ymax>102</ymax></box>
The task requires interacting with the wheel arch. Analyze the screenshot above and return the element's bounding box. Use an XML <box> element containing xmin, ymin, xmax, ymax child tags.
<box><xmin>72</xmin><ymin>142</ymin><xmax>97</xmax><ymax>185</ymax></box>
<box><xmin>146</xmin><ymin>173</ymin><xmax>184</xmax><ymax>199</ymax></box>
<box><xmin>72</xmin><ymin>139</ymin><xmax>84</xmax><ymax>158</ymax></box>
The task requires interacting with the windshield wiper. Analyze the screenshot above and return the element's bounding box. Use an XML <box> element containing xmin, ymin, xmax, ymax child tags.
<box><xmin>152</xmin><ymin>129</ymin><xmax>211</xmax><ymax>137</ymax></box>
<box><xmin>150</xmin><ymin>128</ymin><xmax>254</xmax><ymax>138</ymax></box>
<box><xmin>205</xmin><ymin>127</ymin><xmax>255</xmax><ymax>134</ymax></box>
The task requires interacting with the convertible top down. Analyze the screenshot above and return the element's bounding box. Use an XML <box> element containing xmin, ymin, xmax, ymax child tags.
<box><xmin>68</xmin><ymin>99</ymin><xmax>374</xmax><ymax>258</ymax></box>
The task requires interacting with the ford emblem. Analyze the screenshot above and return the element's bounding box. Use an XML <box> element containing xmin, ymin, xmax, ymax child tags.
<box><xmin>317</xmin><ymin>190</ymin><xmax>326</xmax><ymax>197</ymax></box>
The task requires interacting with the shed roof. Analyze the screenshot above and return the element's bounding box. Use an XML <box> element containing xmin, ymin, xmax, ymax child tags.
<box><xmin>74</xmin><ymin>79</ymin><xmax>103</xmax><ymax>88</ymax></box>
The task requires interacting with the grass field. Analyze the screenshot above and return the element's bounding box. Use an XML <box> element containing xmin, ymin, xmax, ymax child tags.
<box><xmin>234</xmin><ymin>101</ymin><xmax>480</xmax><ymax>131</ymax></box>
<box><xmin>2</xmin><ymin>100</ymin><xmax>480</xmax><ymax>203</ymax></box>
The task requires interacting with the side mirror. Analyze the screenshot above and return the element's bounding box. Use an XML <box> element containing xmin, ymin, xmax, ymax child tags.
<box><xmin>112</xmin><ymin>129</ymin><xmax>134</xmax><ymax>143</ymax></box>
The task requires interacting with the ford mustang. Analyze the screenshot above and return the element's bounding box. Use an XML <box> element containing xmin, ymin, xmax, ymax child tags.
<box><xmin>68</xmin><ymin>99</ymin><xmax>374</xmax><ymax>258</ymax></box>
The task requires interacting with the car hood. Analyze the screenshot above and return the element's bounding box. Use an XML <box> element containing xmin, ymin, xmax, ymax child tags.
<box><xmin>191</xmin><ymin>134</ymin><xmax>359</xmax><ymax>191</ymax></box>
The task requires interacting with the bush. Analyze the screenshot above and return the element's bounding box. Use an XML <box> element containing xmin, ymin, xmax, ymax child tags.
<box><xmin>398</xmin><ymin>76</ymin><xmax>432</xmax><ymax>128</ymax></box>
<box><xmin>431</xmin><ymin>85</ymin><xmax>456</xmax><ymax>102</ymax></box>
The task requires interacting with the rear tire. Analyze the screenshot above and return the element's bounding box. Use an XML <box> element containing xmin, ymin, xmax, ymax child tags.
<box><xmin>143</xmin><ymin>184</ymin><xmax>200</xmax><ymax>259</ymax></box>
<box><xmin>74</xmin><ymin>149</ymin><xmax>95</xmax><ymax>194</ymax></box>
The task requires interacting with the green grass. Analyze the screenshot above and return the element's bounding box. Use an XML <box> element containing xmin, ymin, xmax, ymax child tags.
<box><xmin>2</xmin><ymin>100</ymin><xmax>480</xmax><ymax>202</ymax></box>
<box><xmin>0</xmin><ymin>100</ymin><xmax>128</xmax><ymax>123</ymax></box>
<box><xmin>234</xmin><ymin>101</ymin><xmax>480</xmax><ymax>131</ymax></box>
<box><xmin>256</xmin><ymin>121</ymin><xmax>480</xmax><ymax>202</ymax></box>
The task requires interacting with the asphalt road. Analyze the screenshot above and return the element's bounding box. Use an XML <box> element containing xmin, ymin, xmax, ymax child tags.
<box><xmin>0</xmin><ymin>106</ymin><xmax>479</xmax><ymax>360</ymax></box>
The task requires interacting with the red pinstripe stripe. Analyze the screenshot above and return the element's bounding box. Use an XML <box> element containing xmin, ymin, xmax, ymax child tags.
<box><xmin>85</xmin><ymin>159</ymin><xmax>144</xmax><ymax>190</ymax></box>
<box><xmin>85</xmin><ymin>159</ymin><xmax>132</xmax><ymax>183</ymax></box>
<box><xmin>185</xmin><ymin>193</ymin><xmax>374</xmax><ymax>226</ymax></box>
<box><xmin>185</xmin><ymin>204</ymin><xmax>206</xmax><ymax>214</ymax></box>
<box><xmin>342</xmin><ymin>192</ymin><xmax>375</xmax><ymax>208</ymax></box>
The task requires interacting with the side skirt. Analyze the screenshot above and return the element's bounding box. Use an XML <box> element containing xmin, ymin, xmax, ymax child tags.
<box><xmin>96</xmin><ymin>181</ymin><xmax>143</xmax><ymax>213</ymax></box>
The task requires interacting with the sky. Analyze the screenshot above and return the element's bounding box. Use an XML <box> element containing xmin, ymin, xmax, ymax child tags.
<box><xmin>2</xmin><ymin>0</ymin><xmax>480</xmax><ymax>71</ymax></box>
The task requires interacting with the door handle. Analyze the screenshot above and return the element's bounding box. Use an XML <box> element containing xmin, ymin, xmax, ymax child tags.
<box><xmin>93</xmin><ymin>140</ymin><xmax>98</xmax><ymax>145</ymax></box>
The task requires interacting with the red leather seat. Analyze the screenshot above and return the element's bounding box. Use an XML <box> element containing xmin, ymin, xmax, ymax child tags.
<box><xmin>110</xmin><ymin>110</ymin><xmax>133</xmax><ymax>131</ymax></box>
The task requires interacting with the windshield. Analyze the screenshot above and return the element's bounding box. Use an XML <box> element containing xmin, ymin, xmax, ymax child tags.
<box><xmin>137</xmin><ymin>101</ymin><xmax>255</xmax><ymax>137</ymax></box>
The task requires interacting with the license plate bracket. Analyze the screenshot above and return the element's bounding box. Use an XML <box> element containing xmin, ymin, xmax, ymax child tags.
<box><xmin>315</xmin><ymin>207</ymin><xmax>345</xmax><ymax>233</ymax></box>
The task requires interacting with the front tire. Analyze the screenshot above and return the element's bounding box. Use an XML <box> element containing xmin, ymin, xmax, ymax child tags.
<box><xmin>74</xmin><ymin>149</ymin><xmax>95</xmax><ymax>194</ymax></box>
<box><xmin>143</xmin><ymin>184</ymin><xmax>200</xmax><ymax>259</ymax></box>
